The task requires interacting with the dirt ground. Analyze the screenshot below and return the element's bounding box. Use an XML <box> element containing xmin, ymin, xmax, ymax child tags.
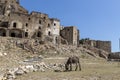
<box><xmin>0</xmin><ymin>37</ymin><xmax>117</xmax><ymax>80</ymax></box>
<box><xmin>15</xmin><ymin>57</ymin><xmax>120</xmax><ymax>80</ymax></box>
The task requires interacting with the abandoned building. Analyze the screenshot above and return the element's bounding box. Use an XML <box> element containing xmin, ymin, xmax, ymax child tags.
<box><xmin>0</xmin><ymin>0</ymin><xmax>80</xmax><ymax>46</ymax></box>
<box><xmin>60</xmin><ymin>26</ymin><xmax>79</xmax><ymax>46</ymax></box>
<box><xmin>0</xmin><ymin>0</ymin><xmax>113</xmax><ymax>55</ymax></box>
<box><xmin>80</xmin><ymin>39</ymin><xmax>111</xmax><ymax>53</ymax></box>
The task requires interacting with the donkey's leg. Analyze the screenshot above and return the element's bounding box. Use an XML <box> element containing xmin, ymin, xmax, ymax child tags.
<box><xmin>78</xmin><ymin>62</ymin><xmax>81</xmax><ymax>71</ymax></box>
<box><xmin>70</xmin><ymin>63</ymin><xmax>72</xmax><ymax>71</ymax></box>
<box><xmin>75</xmin><ymin>63</ymin><xmax>78</xmax><ymax>71</ymax></box>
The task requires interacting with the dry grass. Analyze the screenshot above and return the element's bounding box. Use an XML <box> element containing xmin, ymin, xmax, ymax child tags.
<box><xmin>16</xmin><ymin>58</ymin><xmax>120</xmax><ymax>80</ymax></box>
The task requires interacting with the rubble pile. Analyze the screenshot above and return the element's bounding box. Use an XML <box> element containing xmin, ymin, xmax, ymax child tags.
<box><xmin>82</xmin><ymin>45</ymin><xmax>109</xmax><ymax>59</ymax></box>
<box><xmin>0</xmin><ymin>62</ymin><xmax>46</xmax><ymax>80</ymax></box>
<box><xmin>0</xmin><ymin>54</ymin><xmax>65</xmax><ymax>80</ymax></box>
<box><xmin>0</xmin><ymin>37</ymin><xmax>109</xmax><ymax>58</ymax></box>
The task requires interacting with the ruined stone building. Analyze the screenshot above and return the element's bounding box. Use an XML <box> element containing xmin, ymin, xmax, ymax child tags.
<box><xmin>60</xmin><ymin>26</ymin><xmax>79</xmax><ymax>46</ymax></box>
<box><xmin>0</xmin><ymin>0</ymin><xmax>80</xmax><ymax>46</ymax></box>
<box><xmin>81</xmin><ymin>39</ymin><xmax>111</xmax><ymax>53</ymax></box>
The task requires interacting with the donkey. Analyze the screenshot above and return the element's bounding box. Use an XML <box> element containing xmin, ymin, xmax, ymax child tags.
<box><xmin>65</xmin><ymin>56</ymin><xmax>81</xmax><ymax>71</ymax></box>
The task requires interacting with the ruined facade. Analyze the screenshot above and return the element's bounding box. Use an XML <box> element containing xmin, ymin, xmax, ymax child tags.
<box><xmin>81</xmin><ymin>39</ymin><xmax>111</xmax><ymax>53</ymax></box>
<box><xmin>96</xmin><ymin>40</ymin><xmax>111</xmax><ymax>53</ymax></box>
<box><xmin>60</xmin><ymin>26</ymin><xmax>79</xmax><ymax>46</ymax></box>
<box><xmin>0</xmin><ymin>0</ymin><xmax>79</xmax><ymax>46</ymax></box>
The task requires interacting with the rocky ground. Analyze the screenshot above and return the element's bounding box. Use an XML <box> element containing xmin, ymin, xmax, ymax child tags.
<box><xmin>16</xmin><ymin>58</ymin><xmax>120</xmax><ymax>80</ymax></box>
<box><xmin>0</xmin><ymin>37</ymin><xmax>119</xmax><ymax>80</ymax></box>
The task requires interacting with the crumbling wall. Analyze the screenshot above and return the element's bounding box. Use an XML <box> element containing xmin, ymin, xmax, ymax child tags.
<box><xmin>0</xmin><ymin>3</ymin><xmax>6</xmax><ymax>15</ymax></box>
<box><xmin>81</xmin><ymin>39</ymin><xmax>111</xmax><ymax>53</ymax></box>
<box><xmin>0</xmin><ymin>0</ymin><xmax>79</xmax><ymax>47</ymax></box>
<box><xmin>50</xmin><ymin>18</ymin><xmax>60</xmax><ymax>36</ymax></box>
<box><xmin>0</xmin><ymin>28</ymin><xmax>7</xmax><ymax>36</ymax></box>
<box><xmin>60</xmin><ymin>26</ymin><xmax>79</xmax><ymax>46</ymax></box>
<box><xmin>96</xmin><ymin>40</ymin><xmax>111</xmax><ymax>53</ymax></box>
<box><xmin>29</xmin><ymin>12</ymin><xmax>49</xmax><ymax>40</ymax></box>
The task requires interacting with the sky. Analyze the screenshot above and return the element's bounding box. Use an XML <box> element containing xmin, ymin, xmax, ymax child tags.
<box><xmin>20</xmin><ymin>0</ymin><xmax>120</xmax><ymax>52</ymax></box>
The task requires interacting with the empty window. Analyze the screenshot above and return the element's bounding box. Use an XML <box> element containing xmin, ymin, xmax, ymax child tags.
<box><xmin>37</xmin><ymin>32</ymin><xmax>41</xmax><ymax>37</ymax></box>
<box><xmin>39</xmin><ymin>27</ymin><xmax>41</xmax><ymax>29</ymax></box>
<box><xmin>26</xmin><ymin>23</ymin><xmax>28</xmax><ymax>27</ymax></box>
<box><xmin>11</xmin><ymin>33</ymin><xmax>16</xmax><ymax>37</ymax></box>
<box><xmin>48</xmin><ymin>31</ymin><xmax>51</xmax><ymax>36</ymax></box>
<box><xmin>39</xmin><ymin>20</ymin><xmax>41</xmax><ymax>24</ymax></box>
<box><xmin>28</xmin><ymin>18</ymin><xmax>31</xmax><ymax>20</ymax></box>
<box><xmin>8</xmin><ymin>14</ymin><xmax>10</xmax><ymax>16</ymax></box>
<box><xmin>54</xmin><ymin>23</ymin><xmax>56</xmax><ymax>26</ymax></box>
<box><xmin>25</xmin><ymin>32</ymin><xmax>28</xmax><ymax>37</ymax></box>
<box><xmin>48</xmin><ymin>24</ymin><xmax>50</xmax><ymax>27</ymax></box>
<box><xmin>43</xmin><ymin>17</ymin><xmax>46</xmax><ymax>19</ymax></box>
<box><xmin>2</xmin><ymin>33</ymin><xmax>6</xmax><ymax>36</ymax></box>
<box><xmin>13</xmin><ymin>22</ymin><xmax>17</xmax><ymax>28</ymax></box>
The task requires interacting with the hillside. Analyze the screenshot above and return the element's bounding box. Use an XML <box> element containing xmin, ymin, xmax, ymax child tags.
<box><xmin>0</xmin><ymin>37</ymin><xmax>110</xmax><ymax>80</ymax></box>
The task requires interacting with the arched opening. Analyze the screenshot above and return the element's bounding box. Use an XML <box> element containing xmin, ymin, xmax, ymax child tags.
<box><xmin>54</xmin><ymin>23</ymin><xmax>56</xmax><ymax>26</ymax></box>
<box><xmin>37</xmin><ymin>31</ymin><xmax>42</xmax><ymax>37</ymax></box>
<box><xmin>39</xmin><ymin>20</ymin><xmax>41</xmax><ymax>24</ymax></box>
<box><xmin>9</xmin><ymin>29</ymin><xmax>23</xmax><ymax>38</ymax></box>
<box><xmin>3</xmin><ymin>33</ymin><xmax>6</xmax><ymax>36</ymax></box>
<box><xmin>43</xmin><ymin>17</ymin><xmax>46</xmax><ymax>19</ymax></box>
<box><xmin>13</xmin><ymin>22</ymin><xmax>17</xmax><ymax>28</ymax></box>
<box><xmin>11</xmin><ymin>33</ymin><xmax>15</xmax><ymax>37</ymax></box>
<box><xmin>0</xmin><ymin>29</ymin><xmax>6</xmax><ymax>37</ymax></box>
<box><xmin>25</xmin><ymin>32</ymin><xmax>28</xmax><ymax>37</ymax></box>
<box><xmin>26</xmin><ymin>23</ymin><xmax>28</xmax><ymax>27</ymax></box>
<box><xmin>48</xmin><ymin>31</ymin><xmax>51</xmax><ymax>36</ymax></box>
<box><xmin>48</xmin><ymin>24</ymin><xmax>50</xmax><ymax>28</ymax></box>
<box><xmin>28</xmin><ymin>18</ymin><xmax>31</xmax><ymax>20</ymax></box>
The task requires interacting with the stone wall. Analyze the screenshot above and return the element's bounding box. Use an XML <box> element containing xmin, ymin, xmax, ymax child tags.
<box><xmin>0</xmin><ymin>0</ymin><xmax>80</xmax><ymax>46</ymax></box>
<box><xmin>60</xmin><ymin>26</ymin><xmax>79</xmax><ymax>46</ymax></box>
<box><xmin>81</xmin><ymin>39</ymin><xmax>111</xmax><ymax>53</ymax></box>
<box><xmin>96</xmin><ymin>40</ymin><xmax>111</xmax><ymax>53</ymax></box>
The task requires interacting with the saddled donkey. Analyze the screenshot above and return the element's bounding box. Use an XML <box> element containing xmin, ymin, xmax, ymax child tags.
<box><xmin>65</xmin><ymin>56</ymin><xmax>81</xmax><ymax>71</ymax></box>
